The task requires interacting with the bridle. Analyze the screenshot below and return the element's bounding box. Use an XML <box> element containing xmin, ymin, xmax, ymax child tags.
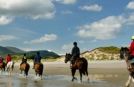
<box><xmin>65</xmin><ymin>53</ymin><xmax>72</xmax><ymax>63</ymax></box>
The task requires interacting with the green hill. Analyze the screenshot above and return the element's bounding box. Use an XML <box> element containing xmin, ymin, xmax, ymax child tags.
<box><xmin>0</xmin><ymin>46</ymin><xmax>59</xmax><ymax>57</ymax></box>
<box><xmin>0</xmin><ymin>46</ymin><xmax>15</xmax><ymax>57</ymax></box>
<box><xmin>4</xmin><ymin>46</ymin><xmax>25</xmax><ymax>53</ymax></box>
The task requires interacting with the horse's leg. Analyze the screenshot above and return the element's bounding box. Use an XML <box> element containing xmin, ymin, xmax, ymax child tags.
<box><xmin>71</xmin><ymin>69</ymin><xmax>76</xmax><ymax>82</ymax></box>
<box><xmin>25</xmin><ymin>70</ymin><xmax>27</xmax><ymax>78</ymax></box>
<box><xmin>20</xmin><ymin>70</ymin><xmax>22</xmax><ymax>74</ymax></box>
<box><xmin>126</xmin><ymin>75</ymin><xmax>131</xmax><ymax>87</ymax></box>
<box><xmin>3</xmin><ymin>66</ymin><xmax>5</xmax><ymax>73</ymax></box>
<box><xmin>79</xmin><ymin>69</ymin><xmax>82</xmax><ymax>83</ymax></box>
<box><xmin>9</xmin><ymin>68</ymin><xmax>11</xmax><ymax>75</ymax></box>
<box><xmin>85</xmin><ymin>68</ymin><xmax>89</xmax><ymax>82</ymax></box>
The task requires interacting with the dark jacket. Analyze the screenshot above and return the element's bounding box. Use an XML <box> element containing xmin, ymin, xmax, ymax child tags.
<box><xmin>71</xmin><ymin>45</ymin><xmax>80</xmax><ymax>57</ymax></box>
<box><xmin>22</xmin><ymin>56</ymin><xmax>27</xmax><ymax>63</ymax></box>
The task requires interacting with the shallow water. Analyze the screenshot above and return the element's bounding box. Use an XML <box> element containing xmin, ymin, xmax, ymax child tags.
<box><xmin>0</xmin><ymin>72</ymin><xmax>124</xmax><ymax>87</ymax></box>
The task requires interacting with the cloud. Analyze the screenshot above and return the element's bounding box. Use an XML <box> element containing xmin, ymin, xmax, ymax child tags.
<box><xmin>91</xmin><ymin>40</ymin><xmax>96</xmax><ymax>42</ymax></box>
<box><xmin>126</xmin><ymin>12</ymin><xmax>134</xmax><ymax>25</ymax></box>
<box><xmin>61</xmin><ymin>10</ymin><xmax>73</xmax><ymax>14</ymax></box>
<box><xmin>0</xmin><ymin>0</ymin><xmax>56</xmax><ymax>24</ymax></box>
<box><xmin>76</xmin><ymin>15</ymin><xmax>126</xmax><ymax>40</ymax></box>
<box><xmin>79</xmin><ymin>4</ymin><xmax>102</xmax><ymax>11</ymax></box>
<box><xmin>0</xmin><ymin>35</ymin><xmax>18</xmax><ymax>41</ymax></box>
<box><xmin>0</xmin><ymin>15</ymin><xmax>14</xmax><ymax>25</ymax></box>
<box><xmin>62</xmin><ymin>43</ymin><xmax>73</xmax><ymax>50</ymax></box>
<box><xmin>126</xmin><ymin>1</ymin><xmax>134</xmax><ymax>9</ymax></box>
<box><xmin>23</xmin><ymin>34</ymin><xmax>58</xmax><ymax>44</ymax></box>
<box><xmin>78</xmin><ymin>40</ymin><xmax>84</xmax><ymax>43</ymax></box>
<box><xmin>55</xmin><ymin>0</ymin><xmax>77</xmax><ymax>4</ymax></box>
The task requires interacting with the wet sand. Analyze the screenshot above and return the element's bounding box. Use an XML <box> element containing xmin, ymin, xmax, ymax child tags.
<box><xmin>0</xmin><ymin>60</ymin><xmax>130</xmax><ymax>87</ymax></box>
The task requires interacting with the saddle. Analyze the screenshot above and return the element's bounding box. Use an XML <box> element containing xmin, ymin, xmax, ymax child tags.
<box><xmin>72</xmin><ymin>56</ymin><xmax>80</xmax><ymax>64</ymax></box>
<box><xmin>20</xmin><ymin>63</ymin><xmax>28</xmax><ymax>70</ymax></box>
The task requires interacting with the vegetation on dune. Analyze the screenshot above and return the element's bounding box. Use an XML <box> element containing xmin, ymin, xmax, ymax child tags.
<box><xmin>98</xmin><ymin>46</ymin><xmax>120</xmax><ymax>53</ymax></box>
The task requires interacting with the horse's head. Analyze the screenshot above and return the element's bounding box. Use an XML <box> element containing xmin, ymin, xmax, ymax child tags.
<box><xmin>64</xmin><ymin>53</ymin><xmax>72</xmax><ymax>63</ymax></box>
<box><xmin>120</xmin><ymin>47</ymin><xmax>129</xmax><ymax>61</ymax></box>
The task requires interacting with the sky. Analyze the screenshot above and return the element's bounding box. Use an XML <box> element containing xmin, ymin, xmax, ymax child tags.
<box><xmin>0</xmin><ymin>0</ymin><xmax>134</xmax><ymax>55</ymax></box>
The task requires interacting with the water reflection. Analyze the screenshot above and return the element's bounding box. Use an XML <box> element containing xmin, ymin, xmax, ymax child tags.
<box><xmin>90</xmin><ymin>74</ymin><xmax>119</xmax><ymax>80</ymax></box>
<box><xmin>6</xmin><ymin>82</ymin><xmax>12</xmax><ymax>87</ymax></box>
<box><xmin>0</xmin><ymin>72</ymin><xmax>120</xmax><ymax>87</ymax></box>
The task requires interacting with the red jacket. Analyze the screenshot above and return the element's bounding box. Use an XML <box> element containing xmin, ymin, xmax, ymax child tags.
<box><xmin>6</xmin><ymin>55</ymin><xmax>12</xmax><ymax>62</ymax></box>
<box><xmin>129</xmin><ymin>41</ymin><xmax>134</xmax><ymax>56</ymax></box>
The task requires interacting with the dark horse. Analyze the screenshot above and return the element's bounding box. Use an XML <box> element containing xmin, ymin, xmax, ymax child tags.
<box><xmin>65</xmin><ymin>53</ymin><xmax>89</xmax><ymax>82</ymax></box>
<box><xmin>34</xmin><ymin>62</ymin><xmax>43</xmax><ymax>80</ymax></box>
<box><xmin>20</xmin><ymin>63</ymin><xmax>30</xmax><ymax>78</ymax></box>
<box><xmin>0</xmin><ymin>62</ymin><xmax>5</xmax><ymax>73</ymax></box>
<box><xmin>120</xmin><ymin>47</ymin><xmax>134</xmax><ymax>87</ymax></box>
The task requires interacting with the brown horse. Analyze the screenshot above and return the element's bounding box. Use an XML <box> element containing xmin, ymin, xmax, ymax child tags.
<box><xmin>0</xmin><ymin>62</ymin><xmax>5</xmax><ymax>73</ymax></box>
<box><xmin>120</xmin><ymin>47</ymin><xmax>134</xmax><ymax>87</ymax></box>
<box><xmin>20</xmin><ymin>63</ymin><xmax>30</xmax><ymax>78</ymax></box>
<box><xmin>34</xmin><ymin>62</ymin><xmax>43</xmax><ymax>80</ymax></box>
<box><xmin>65</xmin><ymin>53</ymin><xmax>89</xmax><ymax>82</ymax></box>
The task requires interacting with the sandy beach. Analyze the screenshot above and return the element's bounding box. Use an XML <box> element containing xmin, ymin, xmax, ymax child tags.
<box><xmin>0</xmin><ymin>60</ymin><xmax>130</xmax><ymax>87</ymax></box>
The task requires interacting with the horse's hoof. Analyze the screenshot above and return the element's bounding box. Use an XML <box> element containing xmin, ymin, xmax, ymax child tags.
<box><xmin>74</xmin><ymin>78</ymin><xmax>77</xmax><ymax>80</ymax></box>
<box><xmin>87</xmin><ymin>78</ymin><xmax>90</xmax><ymax>82</ymax></box>
<box><xmin>71</xmin><ymin>79</ymin><xmax>74</xmax><ymax>82</ymax></box>
<box><xmin>126</xmin><ymin>84</ymin><xmax>129</xmax><ymax>87</ymax></box>
<box><xmin>78</xmin><ymin>80</ymin><xmax>82</xmax><ymax>83</ymax></box>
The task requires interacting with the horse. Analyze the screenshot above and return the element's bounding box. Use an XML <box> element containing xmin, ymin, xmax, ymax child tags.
<box><xmin>6</xmin><ymin>61</ymin><xmax>15</xmax><ymax>75</ymax></box>
<box><xmin>64</xmin><ymin>53</ymin><xmax>89</xmax><ymax>83</ymax></box>
<box><xmin>34</xmin><ymin>62</ymin><xmax>44</xmax><ymax>80</ymax></box>
<box><xmin>120</xmin><ymin>47</ymin><xmax>134</xmax><ymax>87</ymax></box>
<box><xmin>20</xmin><ymin>62</ymin><xmax>30</xmax><ymax>78</ymax></box>
<box><xmin>0</xmin><ymin>62</ymin><xmax>5</xmax><ymax>73</ymax></box>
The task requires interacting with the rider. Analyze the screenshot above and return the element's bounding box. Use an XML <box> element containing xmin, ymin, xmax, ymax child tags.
<box><xmin>0</xmin><ymin>56</ymin><xmax>4</xmax><ymax>63</ymax></box>
<box><xmin>70</xmin><ymin>42</ymin><xmax>80</xmax><ymax>68</ymax></box>
<box><xmin>33</xmin><ymin>51</ymin><xmax>42</xmax><ymax>69</ymax></box>
<box><xmin>6</xmin><ymin>54</ymin><xmax>12</xmax><ymax>66</ymax></box>
<box><xmin>128</xmin><ymin>35</ymin><xmax>134</xmax><ymax>69</ymax></box>
<box><xmin>20</xmin><ymin>53</ymin><xmax>27</xmax><ymax>65</ymax></box>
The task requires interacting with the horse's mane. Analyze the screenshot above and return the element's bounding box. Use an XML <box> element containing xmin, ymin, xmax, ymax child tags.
<box><xmin>66</xmin><ymin>53</ymin><xmax>72</xmax><ymax>55</ymax></box>
<box><xmin>120</xmin><ymin>47</ymin><xmax>129</xmax><ymax>51</ymax></box>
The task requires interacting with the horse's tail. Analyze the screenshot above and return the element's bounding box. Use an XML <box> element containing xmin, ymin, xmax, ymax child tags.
<box><xmin>25</xmin><ymin>63</ymin><xmax>30</xmax><ymax>76</ymax></box>
<box><xmin>39</xmin><ymin>63</ymin><xmax>43</xmax><ymax>75</ymax></box>
<box><xmin>82</xmin><ymin>58</ymin><xmax>88</xmax><ymax>75</ymax></box>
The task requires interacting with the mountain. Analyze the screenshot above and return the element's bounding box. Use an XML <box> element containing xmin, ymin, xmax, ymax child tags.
<box><xmin>4</xmin><ymin>46</ymin><xmax>25</xmax><ymax>53</ymax></box>
<box><xmin>25</xmin><ymin>50</ymin><xmax>59</xmax><ymax>57</ymax></box>
<box><xmin>0</xmin><ymin>46</ymin><xmax>59</xmax><ymax>57</ymax></box>
<box><xmin>0</xmin><ymin>46</ymin><xmax>15</xmax><ymax>57</ymax></box>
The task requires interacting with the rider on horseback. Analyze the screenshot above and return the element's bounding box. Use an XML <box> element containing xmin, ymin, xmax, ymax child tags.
<box><xmin>128</xmin><ymin>35</ymin><xmax>134</xmax><ymax>69</ymax></box>
<box><xmin>6</xmin><ymin>54</ymin><xmax>12</xmax><ymax>66</ymax></box>
<box><xmin>0</xmin><ymin>57</ymin><xmax>4</xmax><ymax>63</ymax></box>
<box><xmin>20</xmin><ymin>53</ymin><xmax>27</xmax><ymax>65</ymax></box>
<box><xmin>70</xmin><ymin>42</ymin><xmax>80</xmax><ymax>69</ymax></box>
<box><xmin>33</xmin><ymin>51</ymin><xmax>42</xmax><ymax>69</ymax></box>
